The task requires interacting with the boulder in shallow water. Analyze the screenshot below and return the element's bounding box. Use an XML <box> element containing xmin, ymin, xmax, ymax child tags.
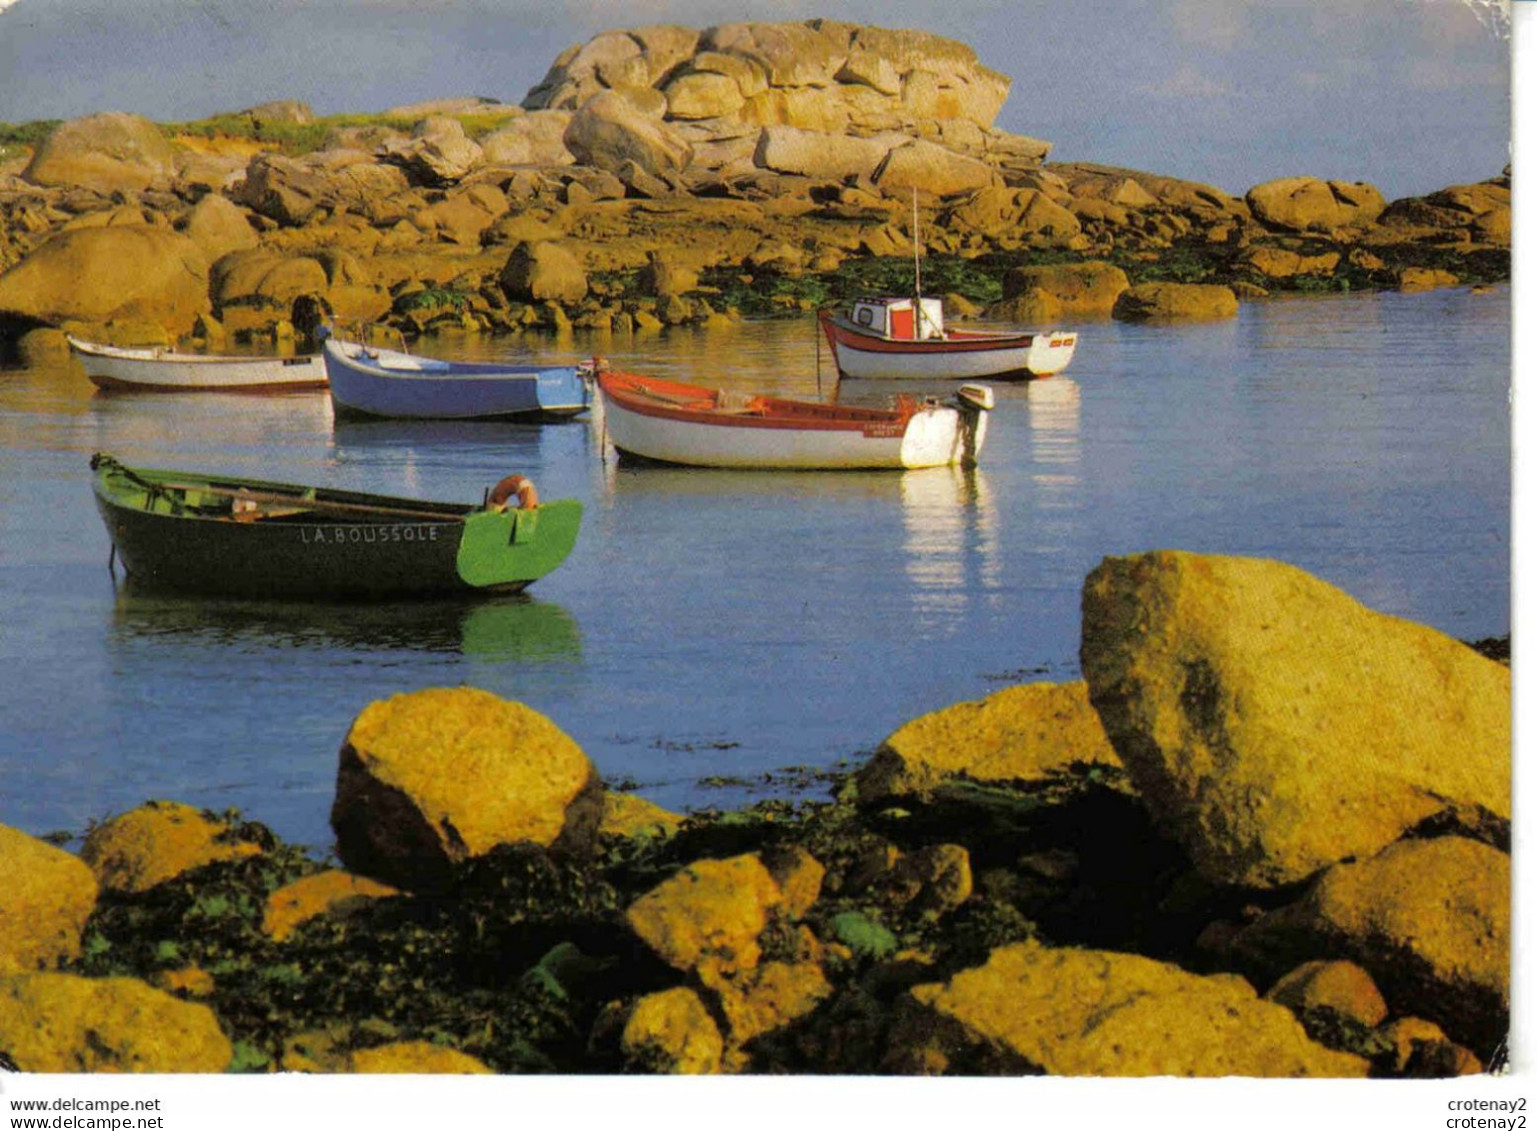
<box><xmin>1079</xmin><ymin>550</ymin><xmax>1510</xmax><ymax>887</ymax></box>
<box><xmin>991</xmin><ymin>260</ymin><xmax>1128</xmax><ymax>322</ymax></box>
<box><xmin>1111</xmin><ymin>282</ymin><xmax>1238</xmax><ymax>321</ymax></box>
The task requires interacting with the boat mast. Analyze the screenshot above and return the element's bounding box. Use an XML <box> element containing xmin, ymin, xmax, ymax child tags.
<box><xmin>912</xmin><ymin>186</ymin><xmax>922</xmax><ymax>300</ymax></box>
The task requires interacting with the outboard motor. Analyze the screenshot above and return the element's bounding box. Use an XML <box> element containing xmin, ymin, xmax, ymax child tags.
<box><xmin>955</xmin><ymin>383</ymin><xmax>996</xmax><ymax>413</ymax></box>
<box><xmin>952</xmin><ymin>383</ymin><xmax>994</xmax><ymax>467</ymax></box>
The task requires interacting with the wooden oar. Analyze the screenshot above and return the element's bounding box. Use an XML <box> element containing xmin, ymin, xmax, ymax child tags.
<box><xmin>158</xmin><ymin>481</ymin><xmax>469</xmax><ymax>524</ymax></box>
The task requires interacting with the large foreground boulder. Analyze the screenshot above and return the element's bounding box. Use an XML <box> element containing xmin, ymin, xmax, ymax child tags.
<box><xmin>331</xmin><ymin>687</ymin><xmax>604</xmax><ymax>890</ymax></box>
<box><xmin>0</xmin><ymin>226</ymin><xmax>211</xmax><ymax>334</ymax></box>
<box><xmin>0</xmin><ymin>973</ymin><xmax>231</xmax><ymax>1072</ymax></box>
<box><xmin>22</xmin><ymin>112</ymin><xmax>177</xmax><ymax>193</ymax></box>
<box><xmin>1079</xmin><ymin>551</ymin><xmax>1510</xmax><ymax>888</ymax></box>
<box><xmin>0</xmin><ymin>825</ymin><xmax>98</xmax><ymax>974</ymax></box>
<box><xmin>901</xmin><ymin>940</ymin><xmax>1367</xmax><ymax>1076</ymax></box>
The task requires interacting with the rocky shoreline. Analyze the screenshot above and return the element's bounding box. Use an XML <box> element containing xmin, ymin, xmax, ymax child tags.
<box><xmin>0</xmin><ymin>20</ymin><xmax>1511</xmax><ymax>355</ymax></box>
<box><xmin>0</xmin><ymin>550</ymin><xmax>1509</xmax><ymax>1077</ymax></box>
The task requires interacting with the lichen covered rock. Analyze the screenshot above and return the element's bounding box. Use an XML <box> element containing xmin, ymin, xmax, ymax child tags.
<box><xmin>1080</xmin><ymin>550</ymin><xmax>1510</xmax><ymax>887</ymax></box>
<box><xmin>0</xmin><ymin>227</ymin><xmax>211</xmax><ymax>335</ymax></box>
<box><xmin>621</xmin><ymin>986</ymin><xmax>725</xmax><ymax>1073</ymax></box>
<box><xmin>1112</xmin><ymin>282</ymin><xmax>1238</xmax><ymax>321</ymax></box>
<box><xmin>624</xmin><ymin>853</ymin><xmax>787</xmax><ymax>978</ymax></box>
<box><xmin>854</xmin><ymin>680</ymin><xmax>1120</xmax><ymax>804</ymax></box>
<box><xmin>348</xmin><ymin>1040</ymin><xmax>494</xmax><ymax>1074</ymax></box>
<box><xmin>600</xmin><ymin>792</ymin><xmax>685</xmax><ymax>839</ymax></box>
<box><xmin>1264</xmin><ymin>959</ymin><xmax>1389</xmax><ymax>1029</ymax></box>
<box><xmin>905</xmin><ymin>941</ymin><xmax>1367</xmax><ymax>1076</ymax></box>
<box><xmin>331</xmin><ymin>687</ymin><xmax>603</xmax><ymax>891</ymax></box>
<box><xmin>262</xmin><ymin>869</ymin><xmax>400</xmax><ymax>942</ymax></box>
<box><xmin>0</xmin><ymin>824</ymin><xmax>98</xmax><ymax>974</ymax></box>
<box><xmin>81</xmin><ymin>800</ymin><xmax>263</xmax><ymax>894</ymax></box>
<box><xmin>1233</xmin><ymin>836</ymin><xmax>1508</xmax><ymax>1057</ymax></box>
<box><xmin>0</xmin><ymin>973</ymin><xmax>231</xmax><ymax>1072</ymax></box>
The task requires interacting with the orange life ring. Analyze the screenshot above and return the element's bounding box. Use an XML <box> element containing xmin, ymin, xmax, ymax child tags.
<box><xmin>488</xmin><ymin>474</ymin><xmax>539</xmax><ymax>511</ymax></box>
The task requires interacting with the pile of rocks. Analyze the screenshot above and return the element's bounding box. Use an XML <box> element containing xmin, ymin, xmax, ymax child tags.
<box><xmin>0</xmin><ymin>21</ymin><xmax>1512</xmax><ymax>350</ymax></box>
<box><xmin>0</xmin><ymin>549</ymin><xmax>1507</xmax><ymax>1076</ymax></box>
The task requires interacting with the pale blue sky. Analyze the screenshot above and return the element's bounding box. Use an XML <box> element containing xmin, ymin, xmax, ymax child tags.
<box><xmin>0</xmin><ymin>0</ymin><xmax>1513</xmax><ymax>199</ymax></box>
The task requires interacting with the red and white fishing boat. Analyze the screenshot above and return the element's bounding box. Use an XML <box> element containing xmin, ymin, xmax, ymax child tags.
<box><xmin>592</xmin><ymin>363</ymin><xmax>993</xmax><ymax>470</ymax></box>
<box><xmin>818</xmin><ymin>298</ymin><xmax>1078</xmax><ymax>381</ymax></box>
<box><xmin>68</xmin><ymin>336</ymin><xmax>327</xmax><ymax>392</ymax></box>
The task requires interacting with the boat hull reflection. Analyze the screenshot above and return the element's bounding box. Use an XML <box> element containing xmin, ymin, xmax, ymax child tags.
<box><xmin>111</xmin><ymin>588</ymin><xmax>582</xmax><ymax>663</ymax></box>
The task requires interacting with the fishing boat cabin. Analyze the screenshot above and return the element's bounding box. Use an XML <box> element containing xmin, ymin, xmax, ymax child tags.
<box><xmin>850</xmin><ymin>297</ymin><xmax>947</xmax><ymax>342</ymax></box>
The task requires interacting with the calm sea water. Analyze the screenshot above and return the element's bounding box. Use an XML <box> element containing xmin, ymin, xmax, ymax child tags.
<box><xmin>0</xmin><ymin>288</ymin><xmax>1510</xmax><ymax>850</ymax></box>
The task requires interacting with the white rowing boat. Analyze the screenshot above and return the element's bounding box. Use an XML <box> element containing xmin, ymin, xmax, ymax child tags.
<box><xmin>593</xmin><ymin>363</ymin><xmax>993</xmax><ymax>470</ymax></box>
<box><xmin>68</xmin><ymin>337</ymin><xmax>327</xmax><ymax>392</ymax></box>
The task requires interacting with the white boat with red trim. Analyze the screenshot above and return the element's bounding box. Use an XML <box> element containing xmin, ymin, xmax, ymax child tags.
<box><xmin>593</xmin><ymin>363</ymin><xmax>992</xmax><ymax>470</ymax></box>
<box><xmin>818</xmin><ymin>297</ymin><xmax>1077</xmax><ymax>381</ymax></box>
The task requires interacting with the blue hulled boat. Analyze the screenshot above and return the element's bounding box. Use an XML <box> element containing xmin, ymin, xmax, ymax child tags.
<box><xmin>322</xmin><ymin>337</ymin><xmax>591</xmax><ymax>421</ymax></box>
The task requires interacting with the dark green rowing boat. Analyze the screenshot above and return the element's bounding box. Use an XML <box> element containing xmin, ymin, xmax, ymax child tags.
<box><xmin>90</xmin><ymin>453</ymin><xmax>582</xmax><ymax>599</ymax></box>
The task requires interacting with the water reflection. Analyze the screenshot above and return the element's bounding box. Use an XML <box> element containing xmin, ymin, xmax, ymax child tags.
<box><xmin>110</xmin><ymin>588</ymin><xmax>583</xmax><ymax>663</ymax></box>
<box><xmin>331</xmin><ymin>418</ymin><xmax>569</xmax><ymax>452</ymax></box>
<box><xmin>1024</xmin><ymin>377</ymin><xmax>1081</xmax><ymax>471</ymax></box>
<box><xmin>329</xmin><ymin>418</ymin><xmax>570</xmax><ymax>502</ymax></box>
<box><xmin>1024</xmin><ymin>377</ymin><xmax>1083</xmax><ymax>519</ymax></box>
<box><xmin>599</xmin><ymin>460</ymin><xmax>915</xmax><ymax>504</ymax></box>
<box><xmin>70</xmin><ymin>391</ymin><xmax>334</xmax><ymax>470</ymax></box>
<box><xmin>899</xmin><ymin>465</ymin><xmax>1000</xmax><ymax>626</ymax></box>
